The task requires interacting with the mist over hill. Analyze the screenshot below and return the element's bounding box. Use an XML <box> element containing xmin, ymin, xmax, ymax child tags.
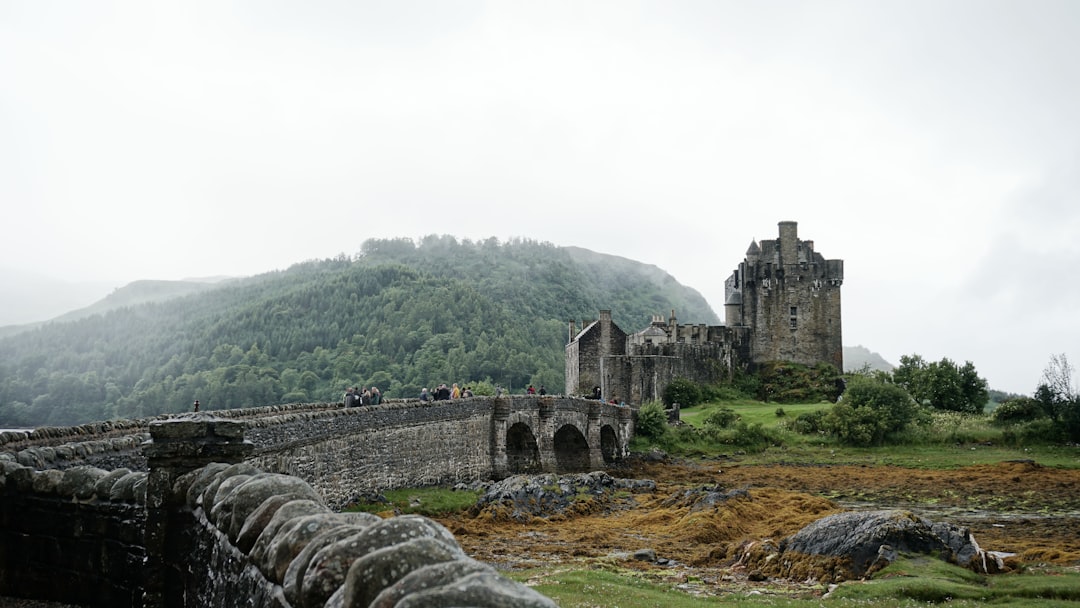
<box><xmin>0</xmin><ymin>236</ymin><xmax>718</xmax><ymax>427</ymax></box>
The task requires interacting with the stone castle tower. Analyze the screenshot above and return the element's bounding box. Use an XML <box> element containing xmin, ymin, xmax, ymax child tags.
<box><xmin>565</xmin><ymin>221</ymin><xmax>843</xmax><ymax>403</ymax></box>
<box><xmin>724</xmin><ymin>220</ymin><xmax>844</xmax><ymax>370</ymax></box>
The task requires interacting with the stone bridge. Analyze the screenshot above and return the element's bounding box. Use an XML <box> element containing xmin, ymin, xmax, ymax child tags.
<box><xmin>0</xmin><ymin>395</ymin><xmax>637</xmax><ymax>607</ymax></box>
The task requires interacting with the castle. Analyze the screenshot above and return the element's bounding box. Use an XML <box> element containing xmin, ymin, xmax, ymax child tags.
<box><xmin>565</xmin><ymin>221</ymin><xmax>844</xmax><ymax>403</ymax></box>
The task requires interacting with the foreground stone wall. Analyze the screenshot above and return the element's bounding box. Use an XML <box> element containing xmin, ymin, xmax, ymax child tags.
<box><xmin>174</xmin><ymin>460</ymin><xmax>556</xmax><ymax>608</ymax></box>
<box><xmin>0</xmin><ymin>460</ymin><xmax>148</xmax><ymax>606</ymax></box>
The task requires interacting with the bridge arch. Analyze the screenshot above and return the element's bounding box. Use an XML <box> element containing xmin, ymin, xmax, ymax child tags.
<box><xmin>506</xmin><ymin>421</ymin><xmax>542</xmax><ymax>474</ymax></box>
<box><xmin>553</xmin><ymin>423</ymin><xmax>591</xmax><ymax>472</ymax></box>
<box><xmin>600</xmin><ymin>424</ymin><xmax>620</xmax><ymax>464</ymax></box>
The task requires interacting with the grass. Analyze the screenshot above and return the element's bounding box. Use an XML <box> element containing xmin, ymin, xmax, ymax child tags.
<box><xmin>674</xmin><ymin>401</ymin><xmax>1080</xmax><ymax>469</ymax></box>
<box><xmin>506</xmin><ymin>559</ymin><xmax>1080</xmax><ymax>607</ymax></box>
<box><xmin>343</xmin><ymin>486</ymin><xmax>482</xmax><ymax>517</ymax></box>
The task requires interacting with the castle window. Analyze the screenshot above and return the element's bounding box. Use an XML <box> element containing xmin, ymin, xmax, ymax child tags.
<box><xmin>790</xmin><ymin>306</ymin><xmax>797</xmax><ymax>316</ymax></box>
<box><xmin>790</xmin><ymin>317</ymin><xmax>797</xmax><ymax>329</ymax></box>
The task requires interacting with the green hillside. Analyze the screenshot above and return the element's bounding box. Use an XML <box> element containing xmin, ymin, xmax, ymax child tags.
<box><xmin>0</xmin><ymin>236</ymin><xmax>717</xmax><ymax>427</ymax></box>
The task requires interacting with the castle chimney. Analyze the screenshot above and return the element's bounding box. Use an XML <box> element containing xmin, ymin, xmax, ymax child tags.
<box><xmin>779</xmin><ymin>221</ymin><xmax>798</xmax><ymax>265</ymax></box>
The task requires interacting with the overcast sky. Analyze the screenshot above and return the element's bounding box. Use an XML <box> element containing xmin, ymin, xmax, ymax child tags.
<box><xmin>2</xmin><ymin>1</ymin><xmax>1078</xmax><ymax>395</ymax></box>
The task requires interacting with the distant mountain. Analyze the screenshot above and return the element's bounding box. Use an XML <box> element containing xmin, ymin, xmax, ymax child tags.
<box><xmin>50</xmin><ymin>279</ymin><xmax>234</xmax><ymax>324</ymax></box>
<box><xmin>0</xmin><ymin>267</ymin><xmax>115</xmax><ymax>330</ymax></box>
<box><xmin>843</xmin><ymin>345</ymin><xmax>895</xmax><ymax>373</ymax></box>
<box><xmin>0</xmin><ymin>236</ymin><xmax>717</xmax><ymax>427</ymax></box>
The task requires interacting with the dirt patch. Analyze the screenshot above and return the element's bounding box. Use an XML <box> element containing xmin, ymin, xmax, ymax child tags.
<box><xmin>436</xmin><ymin>458</ymin><xmax>1080</xmax><ymax>582</ymax></box>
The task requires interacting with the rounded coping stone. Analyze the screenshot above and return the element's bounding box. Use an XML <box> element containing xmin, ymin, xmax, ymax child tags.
<box><xmin>207</xmin><ymin>474</ymin><xmax>255</xmax><ymax>529</ymax></box>
<box><xmin>368</xmin><ymin>556</ymin><xmax>495</xmax><ymax>608</ymax></box>
<box><xmin>222</xmin><ymin>473</ymin><xmax>324</xmax><ymax>542</ymax></box>
<box><xmin>299</xmin><ymin>515</ymin><xmax>461</xmax><ymax>608</ymax></box>
<box><xmin>199</xmin><ymin>462</ymin><xmax>260</xmax><ymax>510</ymax></box>
<box><xmin>31</xmin><ymin>469</ymin><xmax>64</xmax><ymax>494</ymax></box>
<box><xmin>183</xmin><ymin>464</ymin><xmax>232</xmax><ymax>511</ymax></box>
<box><xmin>264</xmin><ymin>513</ymin><xmax>377</xmax><ymax>584</ymax></box>
<box><xmin>282</xmin><ymin>515</ymin><xmax>382</xmax><ymax>606</ymax></box>
<box><xmin>109</xmin><ymin>471</ymin><xmax>146</xmax><ymax>502</ymax></box>
<box><xmin>237</xmin><ymin>493</ymin><xmax>309</xmax><ymax>554</ymax></box>
<box><xmin>342</xmin><ymin>537</ymin><xmax>465</xmax><ymax>608</ymax></box>
<box><xmin>95</xmin><ymin>468</ymin><xmax>132</xmax><ymax>498</ymax></box>
<box><xmin>394</xmin><ymin>570</ymin><xmax>559</xmax><ymax>608</ymax></box>
<box><xmin>249</xmin><ymin>499</ymin><xmax>330</xmax><ymax>568</ymax></box>
<box><xmin>59</xmin><ymin>466</ymin><xmax>109</xmax><ymax>499</ymax></box>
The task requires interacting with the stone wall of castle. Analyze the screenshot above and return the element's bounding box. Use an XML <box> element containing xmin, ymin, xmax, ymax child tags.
<box><xmin>566</xmin><ymin>221</ymin><xmax>842</xmax><ymax>404</ymax></box>
<box><xmin>737</xmin><ymin>221</ymin><xmax>844</xmax><ymax>369</ymax></box>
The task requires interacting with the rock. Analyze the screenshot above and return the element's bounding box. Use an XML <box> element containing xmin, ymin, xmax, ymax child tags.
<box><xmin>775</xmin><ymin>509</ymin><xmax>998</xmax><ymax>579</ymax></box>
<box><xmin>632</xmin><ymin>548</ymin><xmax>656</xmax><ymax>562</ymax></box>
<box><xmin>473</xmin><ymin>472</ymin><xmax>654</xmax><ymax>520</ymax></box>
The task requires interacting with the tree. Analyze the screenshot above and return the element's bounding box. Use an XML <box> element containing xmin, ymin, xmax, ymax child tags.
<box><xmin>892</xmin><ymin>354</ymin><xmax>987</xmax><ymax>414</ymax></box>
<box><xmin>824</xmin><ymin>375</ymin><xmax>923</xmax><ymax>446</ymax></box>
<box><xmin>1034</xmin><ymin>353</ymin><xmax>1080</xmax><ymax>441</ymax></box>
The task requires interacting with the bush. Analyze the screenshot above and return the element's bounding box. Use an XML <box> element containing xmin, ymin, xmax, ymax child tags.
<box><xmin>702</xmin><ymin>407</ymin><xmax>740</xmax><ymax>429</ymax></box>
<box><xmin>758</xmin><ymin>361</ymin><xmax>844</xmax><ymax>403</ymax></box>
<box><xmin>792</xmin><ymin>410</ymin><xmax>827</xmax><ymax>435</ymax></box>
<box><xmin>663</xmin><ymin>378</ymin><xmax>702</xmax><ymax>407</ymax></box>
<box><xmin>702</xmin><ymin>384</ymin><xmax>751</xmax><ymax>402</ymax></box>
<box><xmin>823</xmin><ymin>376</ymin><xmax>922</xmax><ymax>446</ymax></box>
<box><xmin>635</xmin><ymin>401</ymin><xmax>669</xmax><ymax>439</ymax></box>
<box><xmin>725</xmin><ymin>421</ymin><xmax>783</xmax><ymax>453</ymax></box>
<box><xmin>991</xmin><ymin>397</ymin><xmax>1046</xmax><ymax>426</ymax></box>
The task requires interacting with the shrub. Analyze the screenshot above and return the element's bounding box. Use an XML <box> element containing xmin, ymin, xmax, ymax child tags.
<box><xmin>702</xmin><ymin>407</ymin><xmax>740</xmax><ymax>429</ymax></box>
<box><xmin>702</xmin><ymin>384</ymin><xmax>751</xmax><ymax>402</ymax></box>
<box><xmin>792</xmin><ymin>410</ymin><xmax>827</xmax><ymax>435</ymax></box>
<box><xmin>663</xmin><ymin>378</ymin><xmax>702</xmax><ymax>407</ymax></box>
<box><xmin>823</xmin><ymin>376</ymin><xmax>922</xmax><ymax>446</ymax></box>
<box><xmin>991</xmin><ymin>397</ymin><xmax>1046</xmax><ymax>426</ymax></box>
<box><xmin>635</xmin><ymin>400</ymin><xmax>669</xmax><ymax>439</ymax></box>
<box><xmin>727</xmin><ymin>421</ymin><xmax>782</xmax><ymax>453</ymax></box>
<box><xmin>758</xmin><ymin>361</ymin><xmax>844</xmax><ymax>403</ymax></box>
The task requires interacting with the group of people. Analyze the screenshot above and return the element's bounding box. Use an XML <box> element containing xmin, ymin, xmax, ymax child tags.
<box><xmin>344</xmin><ymin>382</ymin><xmax>552</xmax><ymax>406</ymax></box>
<box><xmin>342</xmin><ymin>386</ymin><xmax>382</xmax><ymax>407</ymax></box>
<box><xmin>420</xmin><ymin>383</ymin><xmax>474</xmax><ymax>401</ymax></box>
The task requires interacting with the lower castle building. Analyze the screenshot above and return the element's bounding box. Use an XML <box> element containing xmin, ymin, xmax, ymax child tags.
<box><xmin>565</xmin><ymin>221</ymin><xmax>843</xmax><ymax>403</ymax></box>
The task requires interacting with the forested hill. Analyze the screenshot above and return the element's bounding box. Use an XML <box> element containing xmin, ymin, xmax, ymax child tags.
<box><xmin>0</xmin><ymin>236</ymin><xmax>718</xmax><ymax>427</ymax></box>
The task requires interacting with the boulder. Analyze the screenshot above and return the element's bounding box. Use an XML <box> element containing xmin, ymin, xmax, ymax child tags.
<box><xmin>750</xmin><ymin>509</ymin><xmax>1004</xmax><ymax>581</ymax></box>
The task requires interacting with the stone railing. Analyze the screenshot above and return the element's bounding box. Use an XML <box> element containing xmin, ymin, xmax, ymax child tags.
<box><xmin>0</xmin><ymin>413</ymin><xmax>558</xmax><ymax>607</ymax></box>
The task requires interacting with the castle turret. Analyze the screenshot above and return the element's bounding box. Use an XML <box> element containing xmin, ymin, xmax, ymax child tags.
<box><xmin>779</xmin><ymin>221</ymin><xmax>798</xmax><ymax>265</ymax></box>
